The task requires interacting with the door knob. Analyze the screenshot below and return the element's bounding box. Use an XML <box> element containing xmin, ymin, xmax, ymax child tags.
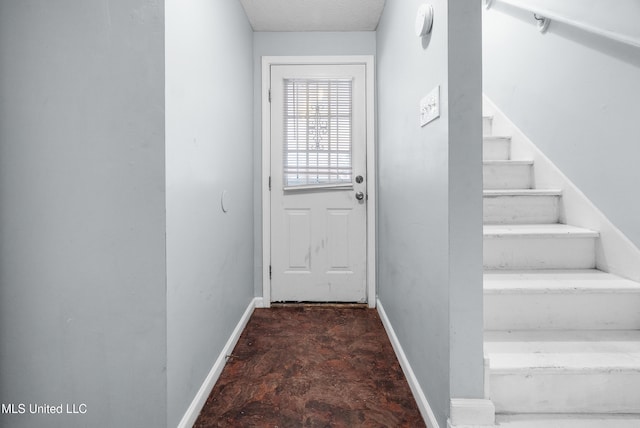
<box><xmin>355</xmin><ymin>192</ymin><xmax>365</xmax><ymax>201</ymax></box>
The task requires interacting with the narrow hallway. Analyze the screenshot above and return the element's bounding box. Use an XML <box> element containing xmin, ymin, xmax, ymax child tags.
<box><xmin>194</xmin><ymin>306</ymin><xmax>425</xmax><ymax>427</ymax></box>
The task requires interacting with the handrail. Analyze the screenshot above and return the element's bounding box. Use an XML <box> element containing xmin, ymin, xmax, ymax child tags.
<box><xmin>486</xmin><ymin>0</ymin><xmax>640</xmax><ymax>49</ymax></box>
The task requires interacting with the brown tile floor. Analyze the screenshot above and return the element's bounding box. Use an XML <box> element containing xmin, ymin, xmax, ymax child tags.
<box><xmin>194</xmin><ymin>305</ymin><xmax>426</xmax><ymax>428</ymax></box>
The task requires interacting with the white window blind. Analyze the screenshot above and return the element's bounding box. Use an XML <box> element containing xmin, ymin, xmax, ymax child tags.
<box><xmin>283</xmin><ymin>78</ymin><xmax>353</xmax><ymax>189</ymax></box>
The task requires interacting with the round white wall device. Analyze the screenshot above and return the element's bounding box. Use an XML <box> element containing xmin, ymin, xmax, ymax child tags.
<box><xmin>415</xmin><ymin>4</ymin><xmax>434</xmax><ymax>37</ymax></box>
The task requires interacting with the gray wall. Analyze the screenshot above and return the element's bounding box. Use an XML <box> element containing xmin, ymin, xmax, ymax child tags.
<box><xmin>165</xmin><ymin>0</ymin><xmax>255</xmax><ymax>426</ymax></box>
<box><xmin>0</xmin><ymin>1</ymin><xmax>167</xmax><ymax>428</ymax></box>
<box><xmin>484</xmin><ymin>1</ymin><xmax>640</xmax><ymax>247</ymax></box>
<box><xmin>252</xmin><ymin>32</ymin><xmax>377</xmax><ymax>296</ymax></box>
<box><xmin>448</xmin><ymin>0</ymin><xmax>484</xmax><ymax>402</ymax></box>
<box><xmin>377</xmin><ymin>1</ymin><xmax>483</xmax><ymax>426</ymax></box>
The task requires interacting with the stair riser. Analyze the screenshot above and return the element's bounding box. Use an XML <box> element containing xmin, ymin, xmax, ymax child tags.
<box><xmin>483</xmin><ymin>116</ymin><xmax>493</xmax><ymax>136</ymax></box>
<box><xmin>496</xmin><ymin>415</ymin><xmax>640</xmax><ymax>428</ymax></box>
<box><xmin>483</xmin><ymin>164</ymin><xmax>532</xmax><ymax>189</ymax></box>
<box><xmin>484</xmin><ymin>293</ymin><xmax>640</xmax><ymax>330</ymax></box>
<box><xmin>484</xmin><ymin>140</ymin><xmax>510</xmax><ymax>161</ymax></box>
<box><xmin>491</xmin><ymin>371</ymin><xmax>640</xmax><ymax>413</ymax></box>
<box><xmin>484</xmin><ymin>195</ymin><xmax>559</xmax><ymax>224</ymax></box>
<box><xmin>484</xmin><ymin>237</ymin><xmax>596</xmax><ymax>269</ymax></box>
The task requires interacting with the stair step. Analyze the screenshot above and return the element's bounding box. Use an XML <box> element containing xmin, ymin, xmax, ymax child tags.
<box><xmin>483</xmin><ymin>224</ymin><xmax>598</xmax><ymax>269</ymax></box>
<box><xmin>484</xmin><ymin>189</ymin><xmax>561</xmax><ymax>224</ymax></box>
<box><xmin>483</xmin><ymin>115</ymin><xmax>493</xmax><ymax>136</ymax></box>
<box><xmin>484</xmin><ymin>269</ymin><xmax>640</xmax><ymax>330</ymax></box>
<box><xmin>484</xmin><ymin>224</ymin><xmax>599</xmax><ymax>238</ymax></box>
<box><xmin>496</xmin><ymin>414</ymin><xmax>640</xmax><ymax>428</ymax></box>
<box><xmin>483</xmin><ymin>136</ymin><xmax>511</xmax><ymax>160</ymax></box>
<box><xmin>484</xmin><ymin>189</ymin><xmax>561</xmax><ymax>196</ymax></box>
<box><xmin>485</xmin><ymin>330</ymin><xmax>640</xmax><ymax>414</ymax></box>
<box><xmin>483</xmin><ymin>160</ymin><xmax>533</xmax><ymax>189</ymax></box>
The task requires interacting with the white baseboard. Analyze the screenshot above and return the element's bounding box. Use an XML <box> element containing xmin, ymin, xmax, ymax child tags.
<box><xmin>448</xmin><ymin>398</ymin><xmax>497</xmax><ymax>427</ymax></box>
<box><xmin>376</xmin><ymin>298</ymin><xmax>440</xmax><ymax>428</ymax></box>
<box><xmin>177</xmin><ymin>297</ymin><xmax>259</xmax><ymax>428</ymax></box>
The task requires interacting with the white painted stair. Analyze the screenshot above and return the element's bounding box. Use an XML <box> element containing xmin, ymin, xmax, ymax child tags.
<box><xmin>485</xmin><ymin>270</ymin><xmax>640</xmax><ymax>331</ymax></box>
<box><xmin>483</xmin><ymin>160</ymin><xmax>533</xmax><ymax>189</ymax></box>
<box><xmin>486</xmin><ymin>330</ymin><xmax>640</xmax><ymax>414</ymax></box>
<box><xmin>483</xmin><ymin>189</ymin><xmax>561</xmax><ymax>224</ymax></box>
<box><xmin>483</xmin><ymin>136</ymin><xmax>511</xmax><ymax>161</ymax></box>
<box><xmin>484</xmin><ymin>224</ymin><xmax>598</xmax><ymax>270</ymax></box>
<box><xmin>482</xmin><ymin>115</ymin><xmax>640</xmax><ymax>427</ymax></box>
<box><xmin>495</xmin><ymin>414</ymin><xmax>640</xmax><ymax>428</ymax></box>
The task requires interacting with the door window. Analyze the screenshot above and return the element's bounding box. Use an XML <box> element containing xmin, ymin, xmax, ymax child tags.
<box><xmin>283</xmin><ymin>78</ymin><xmax>353</xmax><ymax>189</ymax></box>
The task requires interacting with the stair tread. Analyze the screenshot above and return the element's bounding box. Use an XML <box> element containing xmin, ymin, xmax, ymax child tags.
<box><xmin>483</xmin><ymin>159</ymin><xmax>533</xmax><ymax>165</ymax></box>
<box><xmin>496</xmin><ymin>414</ymin><xmax>640</xmax><ymax>428</ymax></box>
<box><xmin>485</xmin><ymin>330</ymin><xmax>640</xmax><ymax>371</ymax></box>
<box><xmin>484</xmin><ymin>189</ymin><xmax>562</xmax><ymax>196</ymax></box>
<box><xmin>489</xmin><ymin>353</ymin><xmax>640</xmax><ymax>372</ymax></box>
<box><xmin>484</xmin><ymin>224</ymin><xmax>599</xmax><ymax>238</ymax></box>
<box><xmin>484</xmin><ymin>269</ymin><xmax>640</xmax><ymax>293</ymax></box>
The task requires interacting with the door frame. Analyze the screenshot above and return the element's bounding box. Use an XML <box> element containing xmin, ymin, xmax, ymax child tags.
<box><xmin>261</xmin><ymin>56</ymin><xmax>376</xmax><ymax>308</ymax></box>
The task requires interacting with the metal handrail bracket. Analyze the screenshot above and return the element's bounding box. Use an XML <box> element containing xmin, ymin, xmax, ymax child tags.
<box><xmin>485</xmin><ymin>0</ymin><xmax>640</xmax><ymax>49</ymax></box>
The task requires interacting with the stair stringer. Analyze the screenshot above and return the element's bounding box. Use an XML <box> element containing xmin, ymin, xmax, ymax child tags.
<box><xmin>483</xmin><ymin>95</ymin><xmax>640</xmax><ymax>282</ymax></box>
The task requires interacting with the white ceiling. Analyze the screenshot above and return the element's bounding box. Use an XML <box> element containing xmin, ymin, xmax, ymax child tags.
<box><xmin>239</xmin><ymin>0</ymin><xmax>386</xmax><ymax>32</ymax></box>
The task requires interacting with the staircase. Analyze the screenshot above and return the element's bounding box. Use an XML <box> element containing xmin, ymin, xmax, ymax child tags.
<box><xmin>482</xmin><ymin>115</ymin><xmax>640</xmax><ymax>427</ymax></box>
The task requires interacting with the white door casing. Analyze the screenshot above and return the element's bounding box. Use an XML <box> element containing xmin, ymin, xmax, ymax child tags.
<box><xmin>261</xmin><ymin>56</ymin><xmax>376</xmax><ymax>307</ymax></box>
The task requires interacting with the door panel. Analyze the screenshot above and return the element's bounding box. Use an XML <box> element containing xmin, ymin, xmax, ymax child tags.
<box><xmin>285</xmin><ymin>209</ymin><xmax>311</xmax><ymax>271</ymax></box>
<box><xmin>327</xmin><ymin>209</ymin><xmax>351</xmax><ymax>271</ymax></box>
<box><xmin>270</xmin><ymin>64</ymin><xmax>367</xmax><ymax>302</ymax></box>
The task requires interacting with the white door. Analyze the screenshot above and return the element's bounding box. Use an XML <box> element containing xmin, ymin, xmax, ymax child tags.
<box><xmin>270</xmin><ymin>64</ymin><xmax>368</xmax><ymax>302</ymax></box>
